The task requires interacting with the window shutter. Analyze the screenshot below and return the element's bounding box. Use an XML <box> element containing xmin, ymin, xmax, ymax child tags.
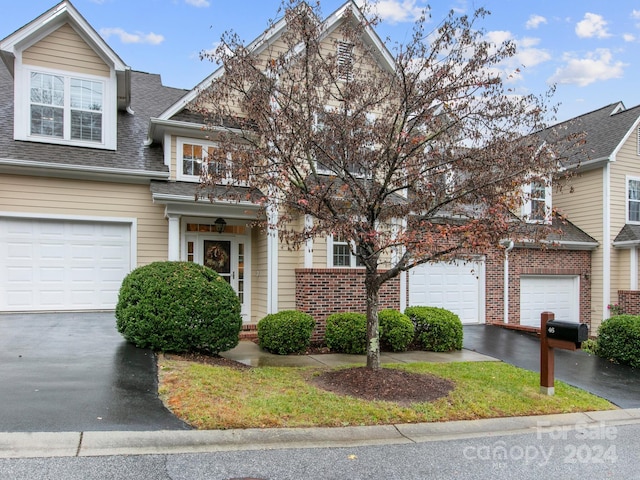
<box><xmin>337</xmin><ymin>42</ymin><xmax>354</xmax><ymax>81</ymax></box>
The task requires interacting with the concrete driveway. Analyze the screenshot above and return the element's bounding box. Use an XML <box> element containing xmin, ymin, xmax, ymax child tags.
<box><xmin>0</xmin><ymin>312</ymin><xmax>190</xmax><ymax>432</ymax></box>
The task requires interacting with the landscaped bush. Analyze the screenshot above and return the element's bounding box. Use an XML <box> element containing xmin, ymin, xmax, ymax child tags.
<box><xmin>405</xmin><ymin>306</ymin><xmax>463</xmax><ymax>352</ymax></box>
<box><xmin>325</xmin><ymin>312</ymin><xmax>367</xmax><ymax>354</ymax></box>
<box><xmin>379</xmin><ymin>309</ymin><xmax>414</xmax><ymax>352</ymax></box>
<box><xmin>115</xmin><ymin>261</ymin><xmax>242</xmax><ymax>354</ymax></box>
<box><xmin>257</xmin><ymin>310</ymin><xmax>316</xmax><ymax>355</ymax></box>
<box><xmin>597</xmin><ymin>315</ymin><xmax>640</xmax><ymax>368</ymax></box>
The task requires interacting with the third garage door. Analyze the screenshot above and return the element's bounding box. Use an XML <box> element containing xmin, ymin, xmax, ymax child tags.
<box><xmin>520</xmin><ymin>275</ymin><xmax>579</xmax><ymax>327</ymax></box>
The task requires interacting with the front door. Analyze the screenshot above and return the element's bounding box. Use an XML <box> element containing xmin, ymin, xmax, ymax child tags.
<box><xmin>186</xmin><ymin>234</ymin><xmax>249</xmax><ymax>321</ymax></box>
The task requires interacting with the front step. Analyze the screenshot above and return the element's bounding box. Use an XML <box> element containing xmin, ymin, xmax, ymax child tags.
<box><xmin>240</xmin><ymin>324</ymin><xmax>258</xmax><ymax>340</ymax></box>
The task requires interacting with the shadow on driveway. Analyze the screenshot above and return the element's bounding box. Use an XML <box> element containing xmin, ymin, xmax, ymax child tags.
<box><xmin>463</xmin><ymin>325</ymin><xmax>640</xmax><ymax>409</ymax></box>
<box><xmin>0</xmin><ymin>312</ymin><xmax>190</xmax><ymax>432</ymax></box>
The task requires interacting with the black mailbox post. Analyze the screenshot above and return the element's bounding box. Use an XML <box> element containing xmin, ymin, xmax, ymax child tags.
<box><xmin>545</xmin><ymin>320</ymin><xmax>589</xmax><ymax>344</ymax></box>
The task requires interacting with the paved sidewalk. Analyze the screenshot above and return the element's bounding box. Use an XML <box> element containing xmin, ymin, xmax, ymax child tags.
<box><xmin>2</xmin><ymin>409</ymin><xmax>639</xmax><ymax>459</ymax></box>
<box><xmin>220</xmin><ymin>340</ymin><xmax>498</xmax><ymax>367</ymax></box>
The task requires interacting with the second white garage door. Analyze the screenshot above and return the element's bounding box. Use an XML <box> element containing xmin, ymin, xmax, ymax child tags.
<box><xmin>520</xmin><ymin>275</ymin><xmax>580</xmax><ymax>327</ymax></box>
<box><xmin>408</xmin><ymin>260</ymin><xmax>484</xmax><ymax>324</ymax></box>
<box><xmin>0</xmin><ymin>217</ymin><xmax>133</xmax><ymax>311</ymax></box>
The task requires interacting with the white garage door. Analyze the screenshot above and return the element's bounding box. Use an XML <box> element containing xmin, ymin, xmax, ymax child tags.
<box><xmin>520</xmin><ymin>276</ymin><xmax>579</xmax><ymax>327</ymax></box>
<box><xmin>0</xmin><ymin>217</ymin><xmax>132</xmax><ymax>311</ymax></box>
<box><xmin>409</xmin><ymin>260</ymin><xmax>484</xmax><ymax>324</ymax></box>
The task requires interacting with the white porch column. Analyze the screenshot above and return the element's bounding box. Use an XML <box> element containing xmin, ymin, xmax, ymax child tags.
<box><xmin>167</xmin><ymin>213</ymin><xmax>181</xmax><ymax>261</ymax></box>
<box><xmin>631</xmin><ymin>247</ymin><xmax>638</xmax><ymax>290</ymax></box>
<box><xmin>267</xmin><ymin>205</ymin><xmax>279</xmax><ymax>314</ymax></box>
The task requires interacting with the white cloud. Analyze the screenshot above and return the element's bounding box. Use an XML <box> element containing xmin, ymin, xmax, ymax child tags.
<box><xmin>549</xmin><ymin>49</ymin><xmax>626</xmax><ymax>86</ymax></box>
<box><xmin>623</xmin><ymin>33</ymin><xmax>636</xmax><ymax>42</ymax></box>
<box><xmin>185</xmin><ymin>0</ymin><xmax>210</xmax><ymax>6</ymax></box>
<box><xmin>485</xmin><ymin>31</ymin><xmax>551</xmax><ymax>71</ymax></box>
<box><xmin>525</xmin><ymin>14</ymin><xmax>547</xmax><ymax>30</ymax></box>
<box><xmin>100</xmin><ymin>27</ymin><xmax>164</xmax><ymax>45</ymax></box>
<box><xmin>367</xmin><ymin>0</ymin><xmax>428</xmax><ymax>24</ymax></box>
<box><xmin>575</xmin><ymin>13</ymin><xmax>611</xmax><ymax>39</ymax></box>
<box><xmin>631</xmin><ymin>9</ymin><xmax>640</xmax><ymax>20</ymax></box>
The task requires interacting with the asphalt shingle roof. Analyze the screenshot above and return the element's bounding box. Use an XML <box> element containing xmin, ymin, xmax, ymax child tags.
<box><xmin>543</xmin><ymin>102</ymin><xmax>640</xmax><ymax>167</ymax></box>
<box><xmin>614</xmin><ymin>224</ymin><xmax>640</xmax><ymax>244</ymax></box>
<box><xmin>0</xmin><ymin>65</ymin><xmax>187</xmax><ymax>173</ymax></box>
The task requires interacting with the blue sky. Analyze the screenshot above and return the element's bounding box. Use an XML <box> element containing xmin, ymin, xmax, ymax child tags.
<box><xmin>4</xmin><ymin>0</ymin><xmax>640</xmax><ymax>123</ymax></box>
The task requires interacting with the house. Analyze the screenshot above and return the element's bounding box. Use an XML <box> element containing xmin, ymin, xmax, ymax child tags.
<box><xmin>0</xmin><ymin>1</ymin><xmax>597</xmax><ymax>338</ymax></box>
<box><xmin>553</xmin><ymin>102</ymin><xmax>640</xmax><ymax>334</ymax></box>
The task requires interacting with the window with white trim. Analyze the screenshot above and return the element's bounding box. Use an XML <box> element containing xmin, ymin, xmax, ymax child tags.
<box><xmin>328</xmin><ymin>235</ymin><xmax>364</xmax><ymax>268</ymax></box>
<box><xmin>522</xmin><ymin>180</ymin><xmax>551</xmax><ymax>224</ymax></box>
<box><xmin>637</xmin><ymin>127</ymin><xmax>640</xmax><ymax>156</ymax></box>
<box><xmin>178</xmin><ymin>138</ymin><xmax>231</xmax><ymax>182</ymax></box>
<box><xmin>628</xmin><ymin>177</ymin><xmax>640</xmax><ymax>223</ymax></box>
<box><xmin>16</xmin><ymin>66</ymin><xmax>114</xmax><ymax>149</ymax></box>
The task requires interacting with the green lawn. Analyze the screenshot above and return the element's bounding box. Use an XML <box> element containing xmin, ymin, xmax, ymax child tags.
<box><xmin>158</xmin><ymin>358</ymin><xmax>615</xmax><ymax>430</ymax></box>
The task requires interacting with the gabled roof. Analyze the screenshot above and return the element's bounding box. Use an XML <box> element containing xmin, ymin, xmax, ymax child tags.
<box><xmin>613</xmin><ymin>224</ymin><xmax>640</xmax><ymax>247</ymax></box>
<box><xmin>545</xmin><ymin>102</ymin><xmax>640</xmax><ymax>169</ymax></box>
<box><xmin>147</xmin><ymin>0</ymin><xmax>396</xmax><ymax>143</ymax></box>
<box><xmin>0</xmin><ymin>0</ymin><xmax>131</xmax><ymax>110</ymax></box>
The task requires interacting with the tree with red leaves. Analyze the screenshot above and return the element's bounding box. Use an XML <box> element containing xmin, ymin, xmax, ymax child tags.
<box><xmin>195</xmin><ymin>0</ymin><xmax>580</xmax><ymax>370</ymax></box>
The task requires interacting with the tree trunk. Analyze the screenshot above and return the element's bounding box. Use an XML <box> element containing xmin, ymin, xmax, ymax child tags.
<box><xmin>365</xmin><ymin>271</ymin><xmax>381</xmax><ymax>370</ymax></box>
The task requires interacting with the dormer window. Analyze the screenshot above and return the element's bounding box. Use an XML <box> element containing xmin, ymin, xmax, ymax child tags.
<box><xmin>30</xmin><ymin>72</ymin><xmax>103</xmax><ymax>142</ymax></box>
<box><xmin>178</xmin><ymin>138</ymin><xmax>232</xmax><ymax>183</ymax></box>
<box><xmin>15</xmin><ymin>65</ymin><xmax>114</xmax><ymax>149</ymax></box>
<box><xmin>523</xmin><ymin>180</ymin><xmax>551</xmax><ymax>224</ymax></box>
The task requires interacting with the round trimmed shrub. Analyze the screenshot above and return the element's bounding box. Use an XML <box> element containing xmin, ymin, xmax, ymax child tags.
<box><xmin>115</xmin><ymin>261</ymin><xmax>242</xmax><ymax>354</ymax></box>
<box><xmin>257</xmin><ymin>310</ymin><xmax>316</xmax><ymax>355</ymax></box>
<box><xmin>325</xmin><ymin>312</ymin><xmax>367</xmax><ymax>354</ymax></box>
<box><xmin>405</xmin><ymin>306</ymin><xmax>463</xmax><ymax>352</ymax></box>
<box><xmin>597</xmin><ymin>315</ymin><xmax>640</xmax><ymax>368</ymax></box>
<box><xmin>379</xmin><ymin>309</ymin><xmax>414</xmax><ymax>352</ymax></box>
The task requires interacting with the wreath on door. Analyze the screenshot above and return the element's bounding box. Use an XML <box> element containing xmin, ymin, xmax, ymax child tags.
<box><xmin>205</xmin><ymin>243</ymin><xmax>229</xmax><ymax>270</ymax></box>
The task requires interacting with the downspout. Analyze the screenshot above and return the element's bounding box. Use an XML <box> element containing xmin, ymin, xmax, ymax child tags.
<box><xmin>503</xmin><ymin>240</ymin><xmax>514</xmax><ymax>323</ymax></box>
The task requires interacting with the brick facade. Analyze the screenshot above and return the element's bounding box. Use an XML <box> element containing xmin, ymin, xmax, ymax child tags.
<box><xmin>485</xmin><ymin>246</ymin><xmax>592</xmax><ymax>327</ymax></box>
<box><xmin>618</xmin><ymin>290</ymin><xmax>640</xmax><ymax>315</ymax></box>
<box><xmin>295</xmin><ymin>248</ymin><xmax>591</xmax><ymax>343</ymax></box>
<box><xmin>295</xmin><ymin>268</ymin><xmax>400</xmax><ymax>342</ymax></box>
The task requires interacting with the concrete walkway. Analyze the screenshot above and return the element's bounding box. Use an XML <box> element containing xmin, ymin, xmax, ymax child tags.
<box><xmin>220</xmin><ymin>340</ymin><xmax>498</xmax><ymax>367</ymax></box>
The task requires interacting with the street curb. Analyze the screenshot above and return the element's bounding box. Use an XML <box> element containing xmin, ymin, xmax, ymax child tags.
<box><xmin>1</xmin><ymin>409</ymin><xmax>639</xmax><ymax>459</ymax></box>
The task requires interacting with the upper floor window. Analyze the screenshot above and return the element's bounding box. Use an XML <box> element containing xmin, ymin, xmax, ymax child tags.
<box><xmin>30</xmin><ymin>71</ymin><xmax>103</xmax><ymax>142</ymax></box>
<box><xmin>178</xmin><ymin>139</ymin><xmax>231</xmax><ymax>182</ymax></box>
<box><xmin>522</xmin><ymin>180</ymin><xmax>551</xmax><ymax>224</ymax></box>
<box><xmin>16</xmin><ymin>66</ymin><xmax>113</xmax><ymax>149</ymax></box>
<box><xmin>628</xmin><ymin>177</ymin><xmax>640</xmax><ymax>223</ymax></box>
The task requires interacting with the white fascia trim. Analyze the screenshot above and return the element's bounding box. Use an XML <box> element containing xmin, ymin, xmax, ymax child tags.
<box><xmin>610</xmin><ymin>115</ymin><xmax>640</xmax><ymax>162</ymax></box>
<box><xmin>514</xmin><ymin>239</ymin><xmax>598</xmax><ymax>250</ymax></box>
<box><xmin>613</xmin><ymin>240</ymin><xmax>640</xmax><ymax>248</ymax></box>
<box><xmin>151</xmin><ymin>192</ymin><xmax>259</xmax><ymax>208</ymax></box>
<box><xmin>0</xmin><ymin>157</ymin><xmax>168</xmax><ymax>182</ymax></box>
<box><xmin>320</xmin><ymin>1</ymin><xmax>395</xmax><ymax>73</ymax></box>
<box><xmin>1</xmin><ymin>1</ymin><xmax>126</xmax><ymax>72</ymax></box>
<box><xmin>0</xmin><ymin>211</ymin><xmax>138</xmax><ymax>269</ymax></box>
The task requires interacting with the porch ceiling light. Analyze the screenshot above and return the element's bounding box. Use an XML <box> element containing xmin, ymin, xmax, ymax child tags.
<box><xmin>215</xmin><ymin>217</ymin><xmax>227</xmax><ymax>233</ymax></box>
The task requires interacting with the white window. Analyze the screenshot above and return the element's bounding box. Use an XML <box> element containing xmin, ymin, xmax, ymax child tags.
<box><xmin>337</xmin><ymin>41</ymin><xmax>354</xmax><ymax>81</ymax></box>
<box><xmin>328</xmin><ymin>235</ymin><xmax>363</xmax><ymax>268</ymax></box>
<box><xmin>522</xmin><ymin>180</ymin><xmax>551</xmax><ymax>224</ymax></box>
<box><xmin>628</xmin><ymin>177</ymin><xmax>640</xmax><ymax>223</ymax></box>
<box><xmin>178</xmin><ymin>138</ymin><xmax>231</xmax><ymax>182</ymax></box>
<box><xmin>16</xmin><ymin>66</ymin><xmax>114</xmax><ymax>149</ymax></box>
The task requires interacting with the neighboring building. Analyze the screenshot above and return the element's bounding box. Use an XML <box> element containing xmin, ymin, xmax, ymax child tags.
<box><xmin>553</xmin><ymin>102</ymin><xmax>640</xmax><ymax>333</ymax></box>
<box><xmin>0</xmin><ymin>1</ymin><xmax>599</xmax><ymax>338</ymax></box>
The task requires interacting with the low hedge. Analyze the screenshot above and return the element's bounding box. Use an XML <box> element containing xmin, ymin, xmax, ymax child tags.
<box><xmin>597</xmin><ymin>315</ymin><xmax>640</xmax><ymax>368</ymax></box>
<box><xmin>405</xmin><ymin>306</ymin><xmax>463</xmax><ymax>352</ymax></box>
<box><xmin>325</xmin><ymin>312</ymin><xmax>367</xmax><ymax>354</ymax></box>
<box><xmin>257</xmin><ymin>310</ymin><xmax>316</xmax><ymax>355</ymax></box>
<box><xmin>379</xmin><ymin>309</ymin><xmax>414</xmax><ymax>352</ymax></box>
<box><xmin>115</xmin><ymin>261</ymin><xmax>242</xmax><ymax>354</ymax></box>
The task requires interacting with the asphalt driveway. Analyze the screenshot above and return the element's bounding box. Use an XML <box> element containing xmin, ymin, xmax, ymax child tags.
<box><xmin>463</xmin><ymin>325</ymin><xmax>640</xmax><ymax>409</ymax></box>
<box><xmin>0</xmin><ymin>312</ymin><xmax>189</xmax><ymax>432</ymax></box>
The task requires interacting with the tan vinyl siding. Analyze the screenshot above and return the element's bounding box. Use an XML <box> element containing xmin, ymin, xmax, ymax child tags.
<box><xmin>170</xmin><ymin>135</ymin><xmax>177</xmax><ymax>181</ymax></box>
<box><xmin>251</xmin><ymin>227</ymin><xmax>268</xmax><ymax>323</ymax></box>
<box><xmin>313</xmin><ymin>235</ymin><xmax>328</xmax><ymax>268</ymax></box>
<box><xmin>0</xmin><ymin>174</ymin><xmax>167</xmax><ymax>265</ymax></box>
<box><xmin>277</xmin><ymin>216</ymin><xmax>304</xmax><ymax>311</ymax></box>
<box><xmin>23</xmin><ymin>24</ymin><xmax>110</xmax><ymax>77</ymax></box>
<box><xmin>554</xmin><ymin>168</ymin><xmax>604</xmax><ymax>324</ymax></box>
